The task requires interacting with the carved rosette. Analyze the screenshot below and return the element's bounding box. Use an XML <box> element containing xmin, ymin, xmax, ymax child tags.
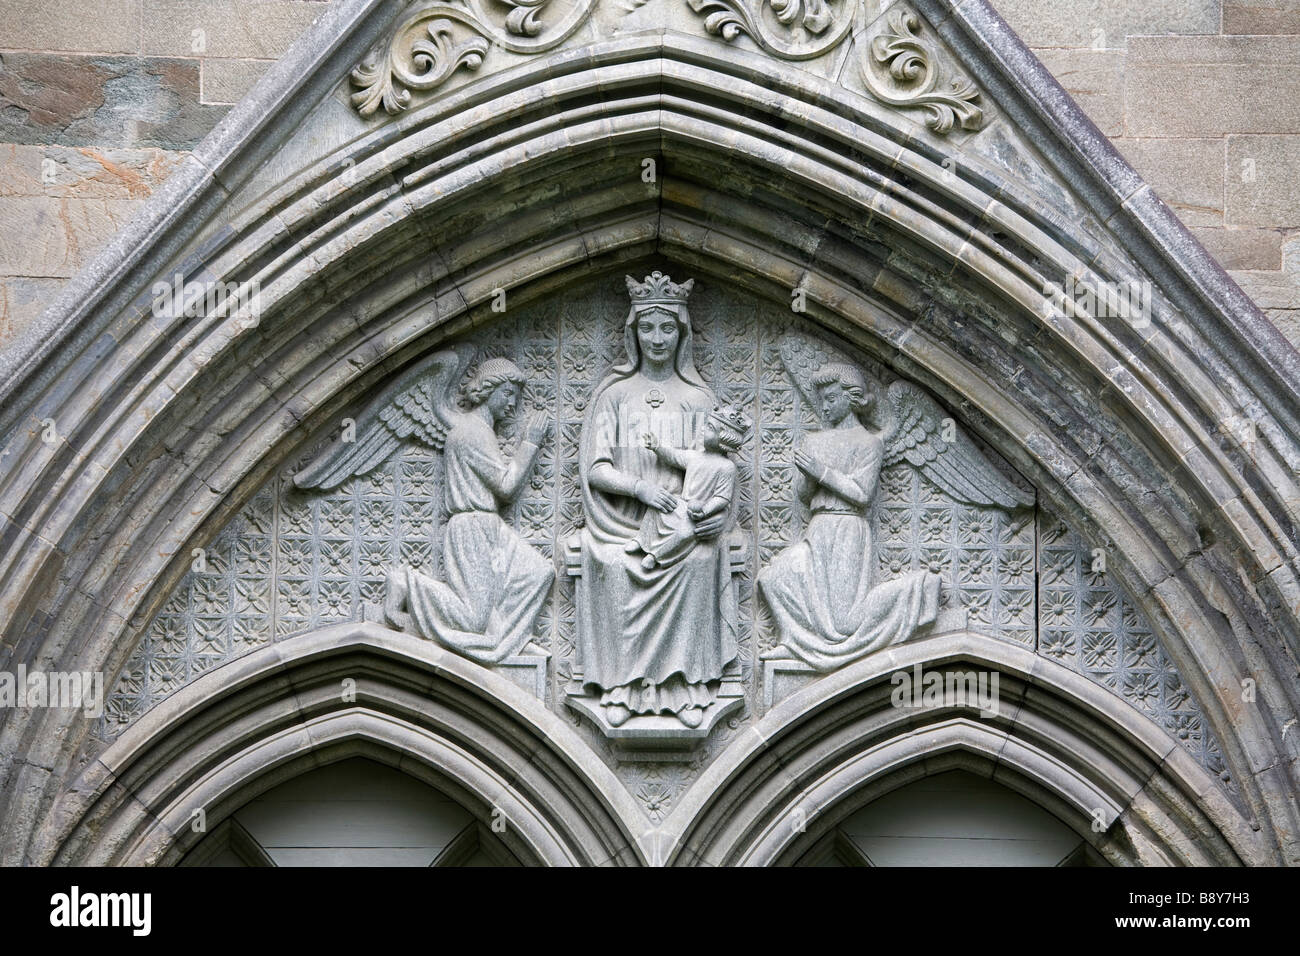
<box><xmin>859</xmin><ymin>5</ymin><xmax>984</xmax><ymax>135</ymax></box>
<box><xmin>686</xmin><ymin>0</ymin><xmax>859</xmax><ymax>61</ymax></box>
<box><xmin>351</xmin><ymin>0</ymin><xmax>597</xmax><ymax>116</ymax></box>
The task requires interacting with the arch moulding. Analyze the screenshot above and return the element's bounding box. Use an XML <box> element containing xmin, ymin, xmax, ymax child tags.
<box><xmin>0</xmin><ymin>0</ymin><xmax>1297</xmax><ymax>865</ymax></box>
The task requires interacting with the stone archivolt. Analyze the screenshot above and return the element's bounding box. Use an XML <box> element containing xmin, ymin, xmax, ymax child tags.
<box><xmin>2</xmin><ymin>1</ymin><xmax>1295</xmax><ymax>867</ymax></box>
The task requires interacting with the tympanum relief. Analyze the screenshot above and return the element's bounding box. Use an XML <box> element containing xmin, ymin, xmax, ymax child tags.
<box><xmin>103</xmin><ymin>274</ymin><xmax>1231</xmax><ymax>815</ymax></box>
<box><xmin>292</xmin><ymin>351</ymin><xmax>555</xmax><ymax>666</ymax></box>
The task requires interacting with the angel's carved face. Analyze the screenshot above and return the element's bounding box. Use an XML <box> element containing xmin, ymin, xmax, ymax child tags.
<box><xmin>817</xmin><ymin>382</ymin><xmax>853</xmax><ymax>427</ymax></box>
<box><xmin>486</xmin><ymin>381</ymin><xmax>520</xmax><ymax>423</ymax></box>
<box><xmin>635</xmin><ymin>308</ymin><xmax>680</xmax><ymax>368</ymax></box>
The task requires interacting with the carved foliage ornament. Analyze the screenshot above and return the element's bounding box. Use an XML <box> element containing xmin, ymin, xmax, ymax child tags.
<box><xmin>351</xmin><ymin>0</ymin><xmax>597</xmax><ymax>116</ymax></box>
<box><xmin>860</xmin><ymin>6</ymin><xmax>983</xmax><ymax>134</ymax></box>
<box><xmin>350</xmin><ymin>1</ymin><xmax>983</xmax><ymax>133</ymax></box>
<box><xmin>686</xmin><ymin>0</ymin><xmax>858</xmax><ymax>61</ymax></box>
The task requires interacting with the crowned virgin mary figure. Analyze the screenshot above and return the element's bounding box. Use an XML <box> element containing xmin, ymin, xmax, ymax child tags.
<box><xmin>575</xmin><ymin>273</ymin><xmax>738</xmax><ymax>729</ymax></box>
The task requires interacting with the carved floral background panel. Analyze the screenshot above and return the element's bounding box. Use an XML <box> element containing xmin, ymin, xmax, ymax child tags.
<box><xmin>98</xmin><ymin>274</ymin><xmax>1231</xmax><ymax>816</ymax></box>
<box><xmin>1036</xmin><ymin>518</ymin><xmax>1232</xmax><ymax>791</ymax></box>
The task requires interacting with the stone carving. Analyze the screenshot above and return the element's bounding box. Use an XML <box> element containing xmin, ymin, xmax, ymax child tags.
<box><xmin>348</xmin><ymin>0</ymin><xmax>979</xmax><ymax>133</ymax></box>
<box><xmin>97</xmin><ymin>278</ymin><xmax>1232</xmax><ymax>801</ymax></box>
<box><xmin>294</xmin><ymin>350</ymin><xmax>555</xmax><ymax>665</ymax></box>
<box><xmin>686</xmin><ymin>0</ymin><xmax>858</xmax><ymax>60</ymax></box>
<box><xmin>1037</xmin><ymin>518</ymin><xmax>1232</xmax><ymax>790</ymax></box>
<box><xmin>350</xmin><ymin>0</ymin><xmax>598</xmax><ymax>115</ymax></box>
<box><xmin>759</xmin><ymin>353</ymin><xmax>1031</xmax><ymax>670</ymax></box>
<box><xmin>859</xmin><ymin>5</ymin><xmax>984</xmax><ymax>134</ymax></box>
<box><xmin>568</xmin><ymin>273</ymin><xmax>744</xmax><ymax>737</ymax></box>
<box><xmin>350</xmin><ymin>16</ymin><xmax>487</xmax><ymax>116</ymax></box>
<box><xmin>629</xmin><ymin>405</ymin><xmax>751</xmax><ymax>570</ymax></box>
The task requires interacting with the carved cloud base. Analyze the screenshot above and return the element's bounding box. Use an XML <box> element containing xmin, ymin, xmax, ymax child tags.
<box><xmin>564</xmin><ymin>665</ymin><xmax>745</xmax><ymax>752</ymax></box>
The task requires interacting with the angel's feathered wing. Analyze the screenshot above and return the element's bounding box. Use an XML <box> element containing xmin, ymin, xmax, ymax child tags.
<box><xmin>293</xmin><ymin>348</ymin><xmax>472</xmax><ymax>491</ymax></box>
<box><xmin>881</xmin><ymin>381</ymin><xmax>1034</xmax><ymax>511</ymax></box>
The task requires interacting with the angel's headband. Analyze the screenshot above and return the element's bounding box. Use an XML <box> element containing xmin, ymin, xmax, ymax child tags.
<box><xmin>626</xmin><ymin>271</ymin><xmax>694</xmax><ymax>308</ymax></box>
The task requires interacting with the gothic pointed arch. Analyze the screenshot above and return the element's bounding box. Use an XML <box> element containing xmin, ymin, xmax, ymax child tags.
<box><xmin>1</xmin><ymin>0</ymin><xmax>1297</xmax><ymax>866</ymax></box>
<box><xmin>44</xmin><ymin>623</ymin><xmax>648</xmax><ymax>866</ymax></box>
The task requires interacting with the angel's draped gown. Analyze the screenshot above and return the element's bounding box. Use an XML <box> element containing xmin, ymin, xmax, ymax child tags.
<box><xmin>577</xmin><ymin>374</ymin><xmax>738</xmax><ymax>715</ymax></box>
<box><xmin>403</xmin><ymin>414</ymin><xmax>554</xmax><ymax>664</ymax></box>
<box><xmin>758</xmin><ymin>421</ymin><xmax>940</xmax><ymax>670</ymax></box>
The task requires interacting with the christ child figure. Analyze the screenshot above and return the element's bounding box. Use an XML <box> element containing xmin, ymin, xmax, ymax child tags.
<box><xmin>625</xmin><ymin>404</ymin><xmax>752</xmax><ymax>570</ymax></box>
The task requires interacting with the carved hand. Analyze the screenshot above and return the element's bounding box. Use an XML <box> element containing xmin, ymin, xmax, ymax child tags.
<box><xmin>641</xmin><ymin>431</ymin><xmax>659</xmax><ymax>451</ymax></box>
<box><xmin>635</xmin><ymin>480</ymin><xmax>677</xmax><ymax>514</ymax></box>
<box><xmin>524</xmin><ymin>412</ymin><xmax>551</xmax><ymax>446</ymax></box>
<box><xmin>793</xmin><ymin>448</ymin><xmax>825</xmax><ymax>482</ymax></box>
<box><xmin>692</xmin><ymin>511</ymin><xmax>725</xmax><ymax>540</ymax></box>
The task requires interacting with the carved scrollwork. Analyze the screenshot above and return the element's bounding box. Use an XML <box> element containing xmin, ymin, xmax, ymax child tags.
<box><xmin>686</xmin><ymin>0</ymin><xmax>858</xmax><ymax>61</ymax></box>
<box><xmin>351</xmin><ymin>17</ymin><xmax>488</xmax><ymax>116</ymax></box>
<box><xmin>350</xmin><ymin>0</ymin><xmax>597</xmax><ymax>116</ymax></box>
<box><xmin>860</xmin><ymin>5</ymin><xmax>984</xmax><ymax>135</ymax></box>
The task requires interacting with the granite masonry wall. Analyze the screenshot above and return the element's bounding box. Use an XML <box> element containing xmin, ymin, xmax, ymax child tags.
<box><xmin>2</xmin><ymin>0</ymin><xmax>1300</xmax><ymax>349</ymax></box>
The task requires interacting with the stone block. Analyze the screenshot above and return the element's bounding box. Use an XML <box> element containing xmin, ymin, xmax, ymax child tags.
<box><xmin>0</xmin><ymin>0</ymin><xmax>142</xmax><ymax>55</ymax></box>
<box><xmin>1033</xmin><ymin>49</ymin><xmax>1126</xmax><ymax>137</ymax></box>
<box><xmin>495</xmin><ymin>654</ymin><xmax>548</xmax><ymax>700</ymax></box>
<box><xmin>1230</xmin><ymin>236</ymin><xmax>1300</xmax><ymax>310</ymax></box>
<box><xmin>0</xmin><ymin>195</ymin><xmax>142</xmax><ymax>278</ymax></box>
<box><xmin>1114</xmin><ymin>138</ymin><xmax>1223</xmax><ymax>228</ymax></box>
<box><xmin>1189</xmin><ymin>226</ymin><xmax>1288</xmax><ymax>271</ymax></box>
<box><xmin>0</xmin><ymin>277</ymin><xmax>65</xmax><ymax>348</ymax></box>
<box><xmin>990</xmin><ymin>0</ymin><xmax>1220</xmax><ymax>50</ymax></box>
<box><xmin>141</xmin><ymin>1</ymin><xmax>326</xmax><ymax>60</ymax></box>
<box><xmin>0</xmin><ymin>143</ymin><xmax>185</xmax><ymax>200</ymax></box>
<box><xmin>201</xmin><ymin>58</ymin><xmax>272</xmax><ymax>105</ymax></box>
<box><xmin>0</xmin><ymin>52</ymin><xmax>229</xmax><ymax>150</ymax></box>
<box><xmin>1125</xmin><ymin>36</ymin><xmax>1300</xmax><ymax>137</ymax></box>
<box><xmin>1223</xmin><ymin>0</ymin><xmax>1300</xmax><ymax>34</ymax></box>
<box><xmin>762</xmin><ymin>658</ymin><xmax>818</xmax><ymax>710</ymax></box>
<box><xmin>1225</xmin><ymin>135</ymin><xmax>1300</xmax><ymax>227</ymax></box>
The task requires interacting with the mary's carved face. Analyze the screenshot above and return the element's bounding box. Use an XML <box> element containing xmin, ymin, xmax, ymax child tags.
<box><xmin>634</xmin><ymin>308</ymin><xmax>680</xmax><ymax>369</ymax></box>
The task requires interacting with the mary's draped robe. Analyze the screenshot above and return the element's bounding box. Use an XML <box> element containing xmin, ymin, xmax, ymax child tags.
<box><xmin>576</xmin><ymin>374</ymin><xmax>738</xmax><ymax>715</ymax></box>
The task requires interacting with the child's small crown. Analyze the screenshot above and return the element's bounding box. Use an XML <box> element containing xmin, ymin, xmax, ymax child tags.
<box><xmin>708</xmin><ymin>403</ymin><xmax>753</xmax><ymax>439</ymax></box>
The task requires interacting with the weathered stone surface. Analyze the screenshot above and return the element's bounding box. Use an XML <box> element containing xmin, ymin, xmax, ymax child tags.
<box><xmin>0</xmin><ymin>52</ymin><xmax>228</xmax><ymax>149</ymax></box>
<box><xmin>200</xmin><ymin>58</ymin><xmax>272</xmax><ymax>105</ymax></box>
<box><xmin>1226</xmin><ymin>134</ymin><xmax>1300</xmax><ymax>227</ymax></box>
<box><xmin>0</xmin><ymin>0</ymin><xmax>143</xmax><ymax>55</ymax></box>
<box><xmin>141</xmin><ymin>0</ymin><xmax>328</xmax><ymax>60</ymax></box>
<box><xmin>1223</xmin><ymin>0</ymin><xmax>1300</xmax><ymax>33</ymax></box>
<box><xmin>1190</xmin><ymin>225</ymin><xmax>1288</xmax><ymax>271</ymax></box>
<box><xmin>0</xmin><ymin>277</ymin><xmax>64</xmax><ymax>343</ymax></box>
<box><xmin>1231</xmin><ymin>236</ymin><xmax>1300</xmax><ymax>314</ymax></box>
<box><xmin>1125</xmin><ymin>36</ymin><xmax>1300</xmax><ymax>137</ymax></box>
<box><xmin>0</xmin><ymin>143</ymin><xmax>185</xmax><ymax>199</ymax></box>
<box><xmin>1114</xmin><ymin>138</ymin><xmax>1223</xmax><ymax>228</ymax></box>
<box><xmin>0</xmin><ymin>195</ymin><xmax>143</xmax><ymax>278</ymax></box>
<box><xmin>990</xmin><ymin>0</ymin><xmax>1220</xmax><ymax>49</ymax></box>
<box><xmin>1030</xmin><ymin>49</ymin><xmax>1126</xmax><ymax>137</ymax></box>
